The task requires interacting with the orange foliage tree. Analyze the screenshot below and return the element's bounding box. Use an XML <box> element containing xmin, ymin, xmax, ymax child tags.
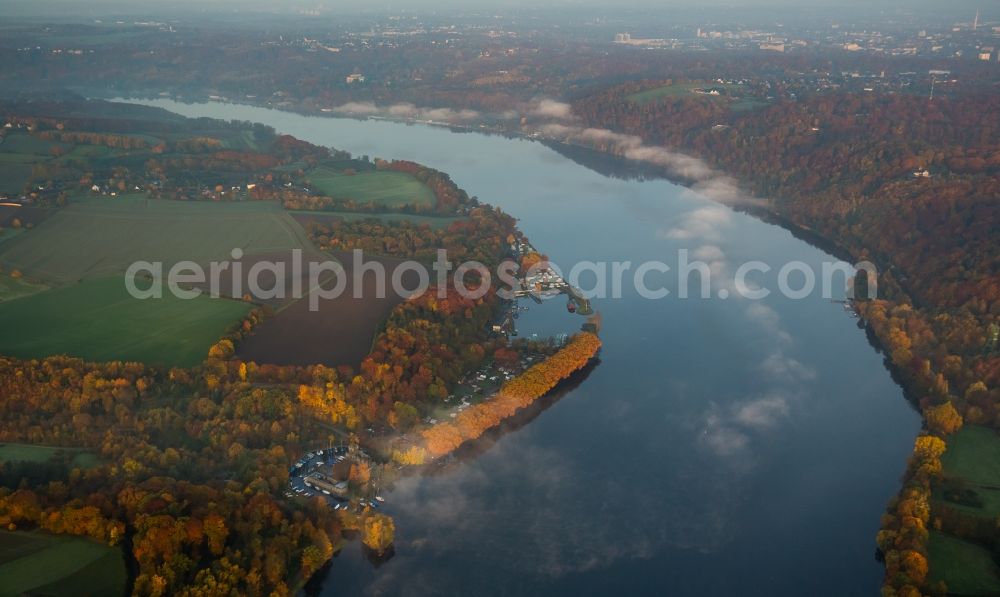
<box><xmin>419</xmin><ymin>333</ymin><xmax>601</xmax><ymax>458</ymax></box>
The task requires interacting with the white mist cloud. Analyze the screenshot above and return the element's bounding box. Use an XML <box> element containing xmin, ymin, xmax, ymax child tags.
<box><xmin>375</xmin><ymin>437</ymin><xmax>738</xmax><ymax>590</ymax></box>
<box><xmin>331</xmin><ymin>97</ymin><xmax>762</xmax><ymax>212</ymax></box>
<box><xmin>530</xmin><ymin>98</ymin><xmax>762</xmax><ymax>209</ymax></box>
<box><xmin>529</xmin><ymin>98</ymin><xmax>577</xmax><ymax>120</ymax></box>
<box><xmin>330</xmin><ymin>101</ymin><xmax>381</xmax><ymax>115</ymax></box>
<box><xmin>331</xmin><ymin>101</ymin><xmax>481</xmax><ymax>123</ymax></box>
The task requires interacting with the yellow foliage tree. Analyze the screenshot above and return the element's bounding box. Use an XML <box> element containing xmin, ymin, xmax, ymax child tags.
<box><xmin>361</xmin><ymin>513</ymin><xmax>395</xmax><ymax>555</ymax></box>
<box><xmin>208</xmin><ymin>339</ymin><xmax>235</xmax><ymax>360</ymax></box>
<box><xmin>925</xmin><ymin>401</ymin><xmax>963</xmax><ymax>436</ymax></box>
<box><xmin>391</xmin><ymin>446</ymin><xmax>427</xmax><ymax>465</ymax></box>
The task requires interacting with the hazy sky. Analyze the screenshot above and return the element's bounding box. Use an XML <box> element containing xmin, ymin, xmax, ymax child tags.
<box><xmin>1</xmin><ymin>0</ymin><xmax>979</xmax><ymax>12</ymax></box>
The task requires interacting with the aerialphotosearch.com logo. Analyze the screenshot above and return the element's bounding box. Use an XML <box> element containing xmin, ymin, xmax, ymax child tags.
<box><xmin>124</xmin><ymin>248</ymin><xmax>877</xmax><ymax>310</ymax></box>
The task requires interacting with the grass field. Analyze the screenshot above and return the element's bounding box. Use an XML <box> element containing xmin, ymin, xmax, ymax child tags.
<box><xmin>626</xmin><ymin>82</ymin><xmax>769</xmax><ymax>113</ymax></box>
<box><xmin>292</xmin><ymin>210</ymin><xmax>463</xmax><ymax>230</ymax></box>
<box><xmin>219</xmin><ymin>128</ymin><xmax>264</xmax><ymax>151</ymax></box>
<box><xmin>0</xmin><ymin>196</ymin><xmax>315</xmax><ymax>284</ymax></box>
<box><xmin>0</xmin><ymin>228</ymin><xmax>23</xmax><ymax>244</ymax></box>
<box><xmin>934</xmin><ymin>425</ymin><xmax>1000</xmax><ymax>519</ymax></box>
<box><xmin>0</xmin><ymin>276</ymin><xmax>251</xmax><ymax>367</ymax></box>
<box><xmin>627</xmin><ymin>82</ymin><xmax>713</xmax><ymax>103</ymax></box>
<box><xmin>941</xmin><ymin>426</ymin><xmax>1000</xmax><ymax>486</ymax></box>
<box><xmin>928</xmin><ymin>530</ymin><xmax>1000</xmax><ymax>595</ymax></box>
<box><xmin>929</xmin><ymin>426</ymin><xmax>1000</xmax><ymax>595</ymax></box>
<box><xmin>0</xmin><ymin>205</ymin><xmax>50</xmax><ymax>229</ymax></box>
<box><xmin>934</xmin><ymin>483</ymin><xmax>1000</xmax><ymax>521</ymax></box>
<box><xmin>0</xmin><ymin>161</ymin><xmax>34</xmax><ymax>195</ymax></box>
<box><xmin>0</xmin><ymin>134</ymin><xmax>62</xmax><ymax>194</ymax></box>
<box><xmin>55</xmin><ymin>144</ymin><xmax>115</xmax><ymax>163</ymax></box>
<box><xmin>305</xmin><ymin>168</ymin><xmax>436</xmax><ymax>209</ymax></box>
<box><xmin>0</xmin><ymin>153</ymin><xmax>42</xmax><ymax>164</ymax></box>
<box><xmin>730</xmin><ymin>98</ymin><xmax>771</xmax><ymax>113</ymax></box>
<box><xmin>0</xmin><ymin>133</ymin><xmax>66</xmax><ymax>156</ymax></box>
<box><xmin>0</xmin><ymin>530</ymin><xmax>127</xmax><ymax>597</ymax></box>
<box><xmin>0</xmin><ymin>443</ymin><xmax>101</xmax><ymax>469</ymax></box>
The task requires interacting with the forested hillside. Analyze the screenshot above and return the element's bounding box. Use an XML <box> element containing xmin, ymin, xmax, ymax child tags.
<box><xmin>573</xmin><ymin>84</ymin><xmax>1000</xmax><ymax>596</ymax></box>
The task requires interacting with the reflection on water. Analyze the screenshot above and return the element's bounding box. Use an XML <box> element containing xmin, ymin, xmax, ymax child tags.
<box><xmin>127</xmin><ymin>99</ymin><xmax>921</xmax><ymax>597</ymax></box>
<box><xmin>541</xmin><ymin>140</ymin><xmax>671</xmax><ymax>182</ymax></box>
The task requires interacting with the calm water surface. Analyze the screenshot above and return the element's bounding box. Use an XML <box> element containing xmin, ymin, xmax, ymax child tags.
<box><xmin>132</xmin><ymin>99</ymin><xmax>920</xmax><ymax>596</ymax></box>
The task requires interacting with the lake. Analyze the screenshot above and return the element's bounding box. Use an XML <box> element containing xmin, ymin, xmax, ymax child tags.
<box><xmin>128</xmin><ymin>99</ymin><xmax>920</xmax><ymax>596</ymax></box>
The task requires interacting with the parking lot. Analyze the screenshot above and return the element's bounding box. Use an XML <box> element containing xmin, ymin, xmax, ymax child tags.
<box><xmin>286</xmin><ymin>445</ymin><xmax>385</xmax><ymax>512</ymax></box>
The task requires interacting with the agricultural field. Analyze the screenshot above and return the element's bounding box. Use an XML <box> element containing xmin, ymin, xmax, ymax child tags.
<box><xmin>55</xmin><ymin>143</ymin><xmax>114</xmax><ymax>161</ymax></box>
<box><xmin>0</xmin><ymin>228</ymin><xmax>23</xmax><ymax>245</ymax></box>
<box><xmin>304</xmin><ymin>168</ymin><xmax>436</xmax><ymax>209</ymax></box>
<box><xmin>0</xmin><ymin>443</ymin><xmax>101</xmax><ymax>469</ymax></box>
<box><xmin>928</xmin><ymin>530</ymin><xmax>1000</xmax><ymax>596</ymax></box>
<box><xmin>189</xmin><ymin>248</ymin><xmax>335</xmax><ymax>309</ymax></box>
<box><xmin>0</xmin><ymin>273</ymin><xmax>48</xmax><ymax>302</ymax></box>
<box><xmin>0</xmin><ymin>132</ymin><xmax>70</xmax><ymax>194</ymax></box>
<box><xmin>237</xmin><ymin>252</ymin><xmax>422</xmax><ymax>368</ymax></box>
<box><xmin>0</xmin><ymin>133</ymin><xmax>67</xmax><ymax>156</ymax></box>
<box><xmin>0</xmin><ymin>156</ymin><xmax>36</xmax><ymax>195</ymax></box>
<box><xmin>0</xmin><ymin>530</ymin><xmax>127</xmax><ymax>597</ymax></box>
<box><xmin>0</xmin><ymin>205</ymin><xmax>50</xmax><ymax>229</ymax></box>
<box><xmin>0</xmin><ymin>196</ymin><xmax>315</xmax><ymax>284</ymax></box>
<box><xmin>0</xmin><ymin>276</ymin><xmax>251</xmax><ymax>367</ymax></box>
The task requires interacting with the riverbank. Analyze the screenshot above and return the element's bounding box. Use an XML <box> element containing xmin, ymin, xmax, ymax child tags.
<box><xmin>107</xmin><ymin>93</ymin><xmax>869</xmax><ymax>280</ymax></box>
<box><xmin>388</xmin><ymin>332</ymin><xmax>602</xmax><ymax>464</ymax></box>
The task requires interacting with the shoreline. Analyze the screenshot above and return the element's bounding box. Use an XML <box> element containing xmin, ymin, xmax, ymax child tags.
<box><xmin>389</xmin><ymin>331</ymin><xmax>602</xmax><ymax>466</ymax></box>
<box><xmin>105</xmin><ymin>93</ymin><xmax>866</xmax><ymax>267</ymax></box>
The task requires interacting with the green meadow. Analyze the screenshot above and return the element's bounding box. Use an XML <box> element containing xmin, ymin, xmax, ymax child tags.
<box><xmin>305</xmin><ymin>168</ymin><xmax>435</xmax><ymax>209</ymax></box>
<box><xmin>928</xmin><ymin>427</ymin><xmax>1000</xmax><ymax>594</ymax></box>
<box><xmin>292</xmin><ymin>209</ymin><xmax>463</xmax><ymax>229</ymax></box>
<box><xmin>0</xmin><ymin>276</ymin><xmax>251</xmax><ymax>367</ymax></box>
<box><xmin>0</xmin><ymin>530</ymin><xmax>127</xmax><ymax>597</ymax></box>
<box><xmin>626</xmin><ymin>82</ymin><xmax>768</xmax><ymax>113</ymax></box>
<box><xmin>928</xmin><ymin>530</ymin><xmax>1000</xmax><ymax>596</ymax></box>
<box><xmin>935</xmin><ymin>425</ymin><xmax>1000</xmax><ymax>519</ymax></box>
<box><xmin>0</xmin><ymin>157</ymin><xmax>35</xmax><ymax>195</ymax></box>
<box><xmin>0</xmin><ymin>272</ymin><xmax>48</xmax><ymax>302</ymax></box>
<box><xmin>940</xmin><ymin>426</ymin><xmax>1000</xmax><ymax>487</ymax></box>
<box><xmin>0</xmin><ymin>195</ymin><xmax>314</xmax><ymax>284</ymax></box>
<box><xmin>0</xmin><ymin>443</ymin><xmax>102</xmax><ymax>469</ymax></box>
